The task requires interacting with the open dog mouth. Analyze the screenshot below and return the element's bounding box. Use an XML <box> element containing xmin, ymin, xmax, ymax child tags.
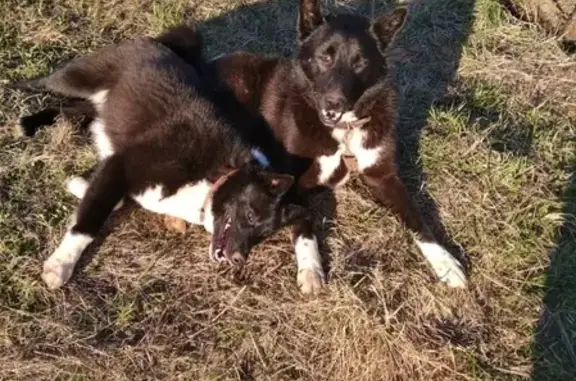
<box><xmin>212</xmin><ymin>217</ymin><xmax>232</xmax><ymax>262</ymax></box>
<box><xmin>319</xmin><ymin>110</ymin><xmax>371</xmax><ymax>129</ymax></box>
<box><xmin>319</xmin><ymin>110</ymin><xmax>343</xmax><ymax>127</ymax></box>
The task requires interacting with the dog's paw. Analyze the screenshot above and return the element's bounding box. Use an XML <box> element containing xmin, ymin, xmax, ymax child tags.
<box><xmin>66</xmin><ymin>176</ymin><xmax>89</xmax><ymax>199</ymax></box>
<box><xmin>435</xmin><ymin>258</ymin><xmax>467</xmax><ymax>288</ymax></box>
<box><xmin>41</xmin><ymin>259</ymin><xmax>74</xmax><ymax>289</ymax></box>
<box><xmin>430</xmin><ymin>254</ymin><xmax>467</xmax><ymax>288</ymax></box>
<box><xmin>297</xmin><ymin>267</ymin><xmax>325</xmax><ymax>295</ymax></box>
<box><xmin>417</xmin><ymin>241</ymin><xmax>467</xmax><ymax>288</ymax></box>
<box><xmin>164</xmin><ymin>216</ymin><xmax>187</xmax><ymax>233</ymax></box>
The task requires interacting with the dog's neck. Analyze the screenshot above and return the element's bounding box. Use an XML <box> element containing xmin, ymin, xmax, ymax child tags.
<box><xmin>337</xmin><ymin>113</ymin><xmax>372</xmax><ymax>129</ymax></box>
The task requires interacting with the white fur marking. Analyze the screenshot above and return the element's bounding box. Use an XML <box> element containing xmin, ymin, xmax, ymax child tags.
<box><xmin>42</xmin><ymin>231</ymin><xmax>93</xmax><ymax>289</ymax></box>
<box><xmin>66</xmin><ymin>176</ymin><xmax>89</xmax><ymax>200</ymax></box>
<box><xmin>251</xmin><ymin>148</ymin><xmax>270</xmax><ymax>167</ymax></box>
<box><xmin>317</xmin><ymin>148</ymin><xmax>343</xmax><ymax>184</ymax></box>
<box><xmin>348</xmin><ymin>128</ymin><xmax>382</xmax><ymax>171</ymax></box>
<box><xmin>331</xmin><ymin>128</ymin><xmax>347</xmax><ymax>143</ymax></box>
<box><xmin>89</xmin><ymin>89</ymin><xmax>109</xmax><ymax>112</ymax></box>
<box><xmin>340</xmin><ymin>111</ymin><xmax>359</xmax><ymax>123</ymax></box>
<box><xmin>295</xmin><ymin>236</ymin><xmax>325</xmax><ymax>294</ymax></box>
<box><xmin>416</xmin><ymin>241</ymin><xmax>467</xmax><ymax>288</ymax></box>
<box><xmin>66</xmin><ymin>176</ymin><xmax>123</xmax><ymax>211</ymax></box>
<box><xmin>133</xmin><ymin>181</ymin><xmax>213</xmax><ymax>232</ymax></box>
<box><xmin>88</xmin><ymin>90</ymin><xmax>114</xmax><ymax>159</ymax></box>
<box><xmin>90</xmin><ymin>119</ymin><xmax>114</xmax><ymax>159</ymax></box>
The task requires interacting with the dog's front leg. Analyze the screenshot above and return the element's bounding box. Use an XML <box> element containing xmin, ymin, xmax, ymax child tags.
<box><xmin>360</xmin><ymin>157</ymin><xmax>467</xmax><ymax>288</ymax></box>
<box><xmin>292</xmin><ymin>218</ymin><xmax>325</xmax><ymax>294</ymax></box>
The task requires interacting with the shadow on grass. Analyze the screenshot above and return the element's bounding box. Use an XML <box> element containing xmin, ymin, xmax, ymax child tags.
<box><xmin>531</xmin><ymin>170</ymin><xmax>576</xmax><ymax>380</ymax></box>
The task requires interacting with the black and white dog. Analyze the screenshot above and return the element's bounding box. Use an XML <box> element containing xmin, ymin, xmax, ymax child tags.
<box><xmin>8</xmin><ymin>27</ymin><xmax>312</xmax><ymax>290</ymax></box>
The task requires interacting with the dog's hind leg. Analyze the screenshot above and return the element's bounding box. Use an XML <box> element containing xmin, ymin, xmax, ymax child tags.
<box><xmin>20</xmin><ymin>98</ymin><xmax>97</xmax><ymax>137</ymax></box>
<box><xmin>65</xmin><ymin>174</ymin><xmax>124</xmax><ymax>212</ymax></box>
<box><xmin>41</xmin><ymin>155</ymin><xmax>127</xmax><ymax>289</ymax></box>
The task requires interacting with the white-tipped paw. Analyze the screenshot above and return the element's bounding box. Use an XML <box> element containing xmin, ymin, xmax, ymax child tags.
<box><xmin>432</xmin><ymin>255</ymin><xmax>467</xmax><ymax>288</ymax></box>
<box><xmin>297</xmin><ymin>267</ymin><xmax>325</xmax><ymax>295</ymax></box>
<box><xmin>66</xmin><ymin>176</ymin><xmax>89</xmax><ymax>199</ymax></box>
<box><xmin>41</xmin><ymin>259</ymin><xmax>74</xmax><ymax>289</ymax></box>
<box><xmin>417</xmin><ymin>241</ymin><xmax>467</xmax><ymax>288</ymax></box>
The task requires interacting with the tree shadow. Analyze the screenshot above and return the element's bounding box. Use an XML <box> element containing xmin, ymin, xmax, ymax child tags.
<box><xmin>435</xmin><ymin>80</ymin><xmax>576</xmax><ymax>379</ymax></box>
<box><xmin>434</xmin><ymin>75</ymin><xmax>576</xmax><ymax>380</ymax></box>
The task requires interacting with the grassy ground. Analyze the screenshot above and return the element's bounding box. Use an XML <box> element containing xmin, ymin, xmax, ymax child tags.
<box><xmin>1</xmin><ymin>0</ymin><xmax>575</xmax><ymax>380</ymax></box>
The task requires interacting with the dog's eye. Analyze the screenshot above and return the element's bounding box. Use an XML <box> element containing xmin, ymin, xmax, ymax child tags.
<box><xmin>245</xmin><ymin>209</ymin><xmax>257</xmax><ymax>225</ymax></box>
<box><xmin>353</xmin><ymin>57</ymin><xmax>368</xmax><ymax>72</ymax></box>
<box><xmin>318</xmin><ymin>53</ymin><xmax>333</xmax><ymax>66</ymax></box>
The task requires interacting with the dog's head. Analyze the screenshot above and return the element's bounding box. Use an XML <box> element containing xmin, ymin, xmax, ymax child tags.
<box><xmin>296</xmin><ymin>0</ymin><xmax>407</xmax><ymax>127</ymax></box>
<box><xmin>208</xmin><ymin>168</ymin><xmax>306</xmax><ymax>266</ymax></box>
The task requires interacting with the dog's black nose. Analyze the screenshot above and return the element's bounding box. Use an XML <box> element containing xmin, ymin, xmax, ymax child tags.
<box><xmin>229</xmin><ymin>252</ymin><xmax>245</xmax><ymax>267</ymax></box>
<box><xmin>325</xmin><ymin>97</ymin><xmax>344</xmax><ymax>112</ymax></box>
<box><xmin>323</xmin><ymin>95</ymin><xmax>345</xmax><ymax>121</ymax></box>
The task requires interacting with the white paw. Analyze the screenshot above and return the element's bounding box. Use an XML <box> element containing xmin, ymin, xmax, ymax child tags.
<box><xmin>431</xmin><ymin>255</ymin><xmax>467</xmax><ymax>288</ymax></box>
<box><xmin>41</xmin><ymin>259</ymin><xmax>74</xmax><ymax>289</ymax></box>
<box><xmin>417</xmin><ymin>241</ymin><xmax>467</xmax><ymax>288</ymax></box>
<box><xmin>66</xmin><ymin>176</ymin><xmax>89</xmax><ymax>199</ymax></box>
<box><xmin>297</xmin><ymin>267</ymin><xmax>325</xmax><ymax>294</ymax></box>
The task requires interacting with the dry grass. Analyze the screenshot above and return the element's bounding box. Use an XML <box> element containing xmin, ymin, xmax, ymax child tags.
<box><xmin>1</xmin><ymin>0</ymin><xmax>575</xmax><ymax>380</ymax></box>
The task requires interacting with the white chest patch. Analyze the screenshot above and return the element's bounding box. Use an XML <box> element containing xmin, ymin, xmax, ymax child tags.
<box><xmin>331</xmin><ymin>128</ymin><xmax>348</xmax><ymax>144</ymax></box>
<box><xmin>90</xmin><ymin>119</ymin><xmax>114</xmax><ymax>159</ymax></box>
<box><xmin>340</xmin><ymin>111</ymin><xmax>360</xmax><ymax>124</ymax></box>
<box><xmin>330</xmin><ymin>127</ymin><xmax>383</xmax><ymax>171</ymax></box>
<box><xmin>133</xmin><ymin>181</ymin><xmax>213</xmax><ymax>232</ymax></box>
<box><xmin>347</xmin><ymin>128</ymin><xmax>382</xmax><ymax>171</ymax></box>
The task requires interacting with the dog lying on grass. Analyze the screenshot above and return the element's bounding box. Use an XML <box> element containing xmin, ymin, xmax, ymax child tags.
<box><xmin>7</xmin><ymin>26</ymin><xmax>312</xmax><ymax>290</ymax></box>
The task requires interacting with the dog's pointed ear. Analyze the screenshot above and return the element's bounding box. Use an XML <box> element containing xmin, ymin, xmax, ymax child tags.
<box><xmin>298</xmin><ymin>0</ymin><xmax>324</xmax><ymax>42</ymax></box>
<box><xmin>261</xmin><ymin>173</ymin><xmax>294</xmax><ymax>196</ymax></box>
<box><xmin>371</xmin><ymin>7</ymin><xmax>408</xmax><ymax>52</ymax></box>
<box><xmin>280</xmin><ymin>204</ymin><xmax>309</xmax><ymax>226</ymax></box>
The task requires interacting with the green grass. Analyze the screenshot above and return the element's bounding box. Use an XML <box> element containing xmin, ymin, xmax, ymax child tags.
<box><xmin>1</xmin><ymin>0</ymin><xmax>575</xmax><ymax>380</ymax></box>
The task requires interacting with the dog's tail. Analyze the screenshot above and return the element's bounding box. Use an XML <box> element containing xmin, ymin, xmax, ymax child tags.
<box><xmin>155</xmin><ymin>23</ymin><xmax>205</xmax><ymax>70</ymax></box>
<box><xmin>18</xmin><ymin>99</ymin><xmax>97</xmax><ymax>137</ymax></box>
<box><xmin>2</xmin><ymin>77</ymin><xmax>49</xmax><ymax>93</ymax></box>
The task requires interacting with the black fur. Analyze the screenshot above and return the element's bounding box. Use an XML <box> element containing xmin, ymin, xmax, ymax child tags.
<box><xmin>9</xmin><ymin>26</ymin><xmax>307</xmax><ymax>270</ymax></box>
